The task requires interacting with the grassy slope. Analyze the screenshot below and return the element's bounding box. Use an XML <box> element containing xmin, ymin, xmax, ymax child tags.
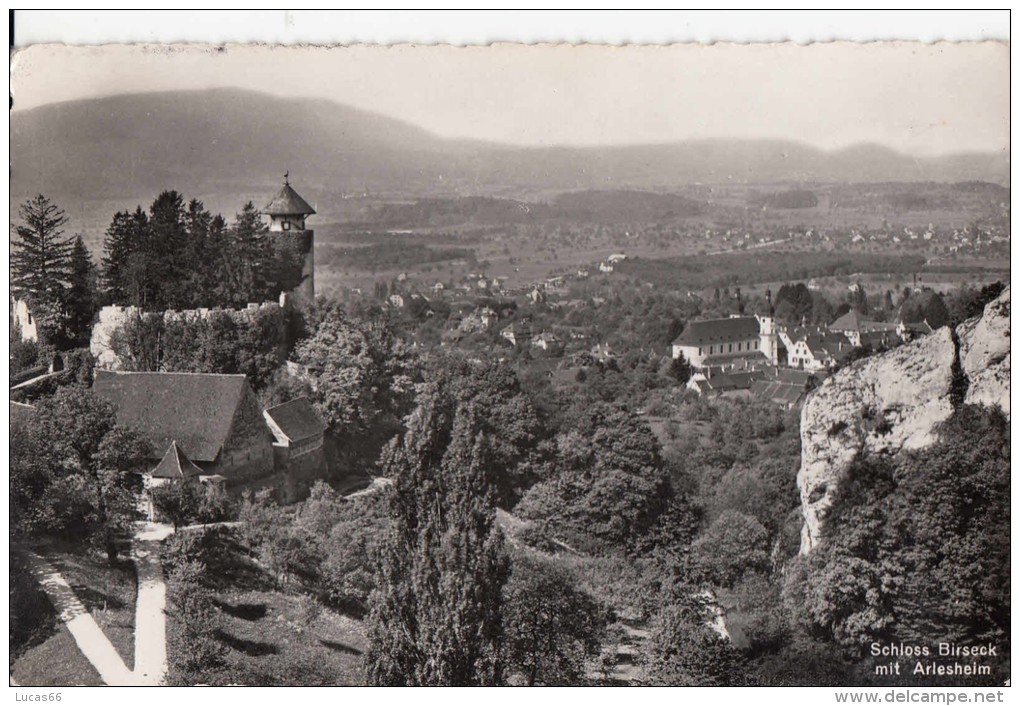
<box><xmin>46</xmin><ymin>551</ymin><xmax>137</xmax><ymax>670</ymax></box>
<box><xmin>10</xmin><ymin>547</ymin><xmax>136</xmax><ymax>685</ymax></box>
<box><xmin>167</xmin><ymin>529</ymin><xmax>368</xmax><ymax>686</ymax></box>
<box><xmin>11</xmin><ymin>624</ymin><xmax>105</xmax><ymax>687</ymax></box>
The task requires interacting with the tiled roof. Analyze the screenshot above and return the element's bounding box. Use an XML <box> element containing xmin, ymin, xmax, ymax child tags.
<box><xmin>751</xmin><ymin>380</ymin><xmax>806</xmax><ymax>406</ymax></box>
<box><xmin>773</xmin><ymin>368</ymin><xmax>815</xmax><ymax>385</ymax></box>
<box><xmin>859</xmin><ymin>331</ymin><xmax>898</xmax><ymax>348</ymax></box>
<box><xmin>831</xmin><ymin>309</ymin><xmax>898</xmax><ymax>333</ymax></box>
<box><xmin>830</xmin><ymin>309</ymin><xmax>867</xmax><ymax>331</ymax></box>
<box><xmin>151</xmin><ymin>441</ymin><xmax>203</xmax><ymax>480</ymax></box>
<box><xmin>701</xmin><ymin>350</ymin><xmax>770</xmax><ymax>366</ymax></box>
<box><xmin>264</xmin><ymin>397</ymin><xmax>326</xmax><ymax>444</ymax></box>
<box><xmin>673</xmin><ymin>317</ymin><xmax>760</xmax><ymax>346</ymax></box>
<box><xmin>94</xmin><ymin>370</ymin><xmax>251</xmax><ymax>463</ymax></box>
<box><xmin>264</xmin><ymin>183</ymin><xmax>316</xmax><ymax>216</ymax></box>
<box><xmin>900</xmin><ymin>320</ymin><xmax>933</xmax><ymax>334</ymax></box>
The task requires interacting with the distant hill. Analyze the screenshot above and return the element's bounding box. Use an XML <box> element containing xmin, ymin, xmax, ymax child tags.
<box><xmin>11</xmin><ymin>88</ymin><xmax>1010</xmax><ymax>243</ymax></box>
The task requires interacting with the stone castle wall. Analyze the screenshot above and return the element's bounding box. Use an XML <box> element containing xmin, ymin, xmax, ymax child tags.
<box><xmin>90</xmin><ymin>292</ymin><xmax>289</xmax><ymax>370</ymax></box>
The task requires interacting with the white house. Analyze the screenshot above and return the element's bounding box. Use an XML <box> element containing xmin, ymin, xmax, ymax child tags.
<box><xmin>11</xmin><ymin>297</ymin><xmax>39</xmax><ymax>343</ymax></box>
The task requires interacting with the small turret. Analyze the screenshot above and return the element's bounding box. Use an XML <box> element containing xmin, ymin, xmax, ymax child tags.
<box><xmin>264</xmin><ymin>173</ymin><xmax>315</xmax><ymax>306</ymax></box>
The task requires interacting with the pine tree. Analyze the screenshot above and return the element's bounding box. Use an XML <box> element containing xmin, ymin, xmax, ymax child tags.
<box><xmin>148</xmin><ymin>190</ymin><xmax>190</xmax><ymax>309</ymax></box>
<box><xmin>367</xmin><ymin>386</ymin><xmax>509</xmax><ymax>685</ymax></box>
<box><xmin>224</xmin><ymin>202</ymin><xmax>270</xmax><ymax>304</ymax></box>
<box><xmin>61</xmin><ymin>236</ymin><xmax>98</xmax><ymax>348</ymax></box>
<box><xmin>102</xmin><ymin>207</ymin><xmax>150</xmax><ymax>305</ymax></box>
<box><xmin>11</xmin><ymin>195</ymin><xmax>73</xmax><ymax>334</ymax></box>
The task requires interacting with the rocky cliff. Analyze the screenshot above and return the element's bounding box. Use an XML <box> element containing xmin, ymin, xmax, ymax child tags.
<box><xmin>798</xmin><ymin>287</ymin><xmax>1010</xmax><ymax>553</ymax></box>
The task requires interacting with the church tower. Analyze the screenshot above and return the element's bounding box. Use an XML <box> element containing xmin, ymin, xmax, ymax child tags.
<box><xmin>265</xmin><ymin>173</ymin><xmax>316</xmax><ymax>307</ymax></box>
<box><xmin>758</xmin><ymin>288</ymin><xmax>780</xmax><ymax>364</ymax></box>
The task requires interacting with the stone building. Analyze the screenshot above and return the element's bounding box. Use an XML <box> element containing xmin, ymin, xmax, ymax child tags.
<box><xmin>94</xmin><ymin>370</ymin><xmax>276</xmax><ymax>483</ymax></box>
<box><xmin>94</xmin><ymin>370</ymin><xmax>327</xmax><ymax>503</ymax></box>
<box><xmin>263</xmin><ymin>396</ymin><xmax>327</xmax><ymax>479</ymax></box>
<box><xmin>264</xmin><ymin>175</ymin><xmax>316</xmax><ymax>307</ymax></box>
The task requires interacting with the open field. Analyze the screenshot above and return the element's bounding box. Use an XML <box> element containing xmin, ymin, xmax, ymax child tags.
<box><xmin>308</xmin><ymin>181</ymin><xmax>1008</xmax><ymax>297</ymax></box>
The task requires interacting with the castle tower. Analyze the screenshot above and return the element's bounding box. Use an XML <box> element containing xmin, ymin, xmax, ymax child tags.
<box><xmin>758</xmin><ymin>288</ymin><xmax>780</xmax><ymax>364</ymax></box>
<box><xmin>265</xmin><ymin>173</ymin><xmax>316</xmax><ymax>307</ymax></box>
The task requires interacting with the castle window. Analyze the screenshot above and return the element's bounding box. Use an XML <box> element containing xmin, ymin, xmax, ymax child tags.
<box><xmin>282</xmin><ymin>220</ymin><xmax>291</xmax><ymax>231</ymax></box>
<box><xmin>737</xmin><ymin>342</ymin><xmax>742</xmax><ymax>351</ymax></box>
<box><xmin>728</xmin><ymin>343</ymin><xmax>733</xmax><ymax>353</ymax></box>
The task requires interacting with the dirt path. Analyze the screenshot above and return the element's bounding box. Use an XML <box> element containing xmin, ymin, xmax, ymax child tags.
<box><xmin>23</xmin><ymin>521</ymin><xmax>174</xmax><ymax>686</ymax></box>
<box><xmin>131</xmin><ymin>522</ymin><xmax>174</xmax><ymax>685</ymax></box>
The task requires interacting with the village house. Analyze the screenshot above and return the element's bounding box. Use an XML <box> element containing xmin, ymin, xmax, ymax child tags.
<box><xmin>95</xmin><ymin>370</ymin><xmax>276</xmax><ymax>482</ymax></box>
<box><xmin>780</xmin><ymin>328</ymin><xmax>854</xmax><ymax>371</ymax></box>
<box><xmin>830</xmin><ymin>307</ymin><xmax>933</xmax><ymax>346</ymax></box>
<box><xmin>11</xmin><ymin>297</ymin><xmax>38</xmax><ymax>343</ymax></box>
<box><xmin>501</xmin><ymin>320</ymin><xmax>533</xmax><ymax>347</ymax></box>
<box><xmin>590</xmin><ymin>341</ymin><xmax>616</xmax><ymax>363</ymax></box>
<box><xmin>531</xmin><ymin>331</ymin><xmax>564</xmax><ymax>355</ymax></box>
<box><xmin>94</xmin><ymin>370</ymin><xmax>325</xmax><ymax>503</ymax></box>
<box><xmin>686</xmin><ymin>369</ymin><xmax>762</xmax><ymax>399</ymax></box>
<box><xmin>829</xmin><ymin>309</ymin><xmax>900</xmax><ymax>346</ymax></box>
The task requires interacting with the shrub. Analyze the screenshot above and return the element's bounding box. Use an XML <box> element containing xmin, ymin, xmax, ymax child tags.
<box><xmin>690</xmin><ymin>510</ymin><xmax>771</xmax><ymax>588</ymax></box>
<box><xmin>165</xmin><ymin>556</ymin><xmax>227</xmax><ymax>684</ymax></box>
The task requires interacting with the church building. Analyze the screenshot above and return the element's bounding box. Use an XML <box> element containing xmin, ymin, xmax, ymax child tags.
<box><xmin>671</xmin><ymin>290</ymin><xmax>783</xmax><ymax>370</ymax></box>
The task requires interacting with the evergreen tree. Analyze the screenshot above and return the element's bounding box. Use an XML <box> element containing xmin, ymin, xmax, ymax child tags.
<box><xmin>848</xmin><ymin>282</ymin><xmax>869</xmax><ymax>314</ymax></box>
<box><xmin>101</xmin><ymin>207</ymin><xmax>149</xmax><ymax>303</ymax></box>
<box><xmin>224</xmin><ymin>202</ymin><xmax>269</xmax><ymax>304</ymax></box>
<box><xmin>11</xmin><ymin>195</ymin><xmax>73</xmax><ymax>336</ymax></box>
<box><xmin>148</xmin><ymin>190</ymin><xmax>191</xmax><ymax>309</ymax></box>
<box><xmin>367</xmin><ymin>387</ymin><xmax>509</xmax><ymax>685</ymax></box>
<box><xmin>61</xmin><ymin>236</ymin><xmax>98</xmax><ymax>348</ymax></box>
<box><xmin>669</xmin><ymin>353</ymin><xmax>694</xmax><ymax>384</ymax></box>
<box><xmin>183</xmin><ymin>198</ymin><xmax>216</xmax><ymax>307</ymax></box>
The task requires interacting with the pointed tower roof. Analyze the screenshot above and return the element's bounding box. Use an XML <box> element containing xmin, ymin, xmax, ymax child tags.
<box><xmin>151</xmin><ymin>441</ymin><xmax>203</xmax><ymax>480</ymax></box>
<box><xmin>264</xmin><ymin>175</ymin><xmax>316</xmax><ymax>217</ymax></box>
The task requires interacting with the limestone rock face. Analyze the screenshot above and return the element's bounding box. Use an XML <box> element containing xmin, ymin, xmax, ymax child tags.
<box><xmin>958</xmin><ymin>290</ymin><xmax>1011</xmax><ymax>415</ymax></box>
<box><xmin>798</xmin><ymin>287</ymin><xmax>1010</xmax><ymax>553</ymax></box>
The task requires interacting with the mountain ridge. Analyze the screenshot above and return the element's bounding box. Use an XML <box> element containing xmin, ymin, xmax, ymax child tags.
<box><xmin>11</xmin><ymin>88</ymin><xmax>1010</xmax><ymax>238</ymax></box>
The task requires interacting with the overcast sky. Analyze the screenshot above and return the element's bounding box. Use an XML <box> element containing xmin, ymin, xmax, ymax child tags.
<box><xmin>10</xmin><ymin>41</ymin><xmax>1009</xmax><ymax>156</ymax></box>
